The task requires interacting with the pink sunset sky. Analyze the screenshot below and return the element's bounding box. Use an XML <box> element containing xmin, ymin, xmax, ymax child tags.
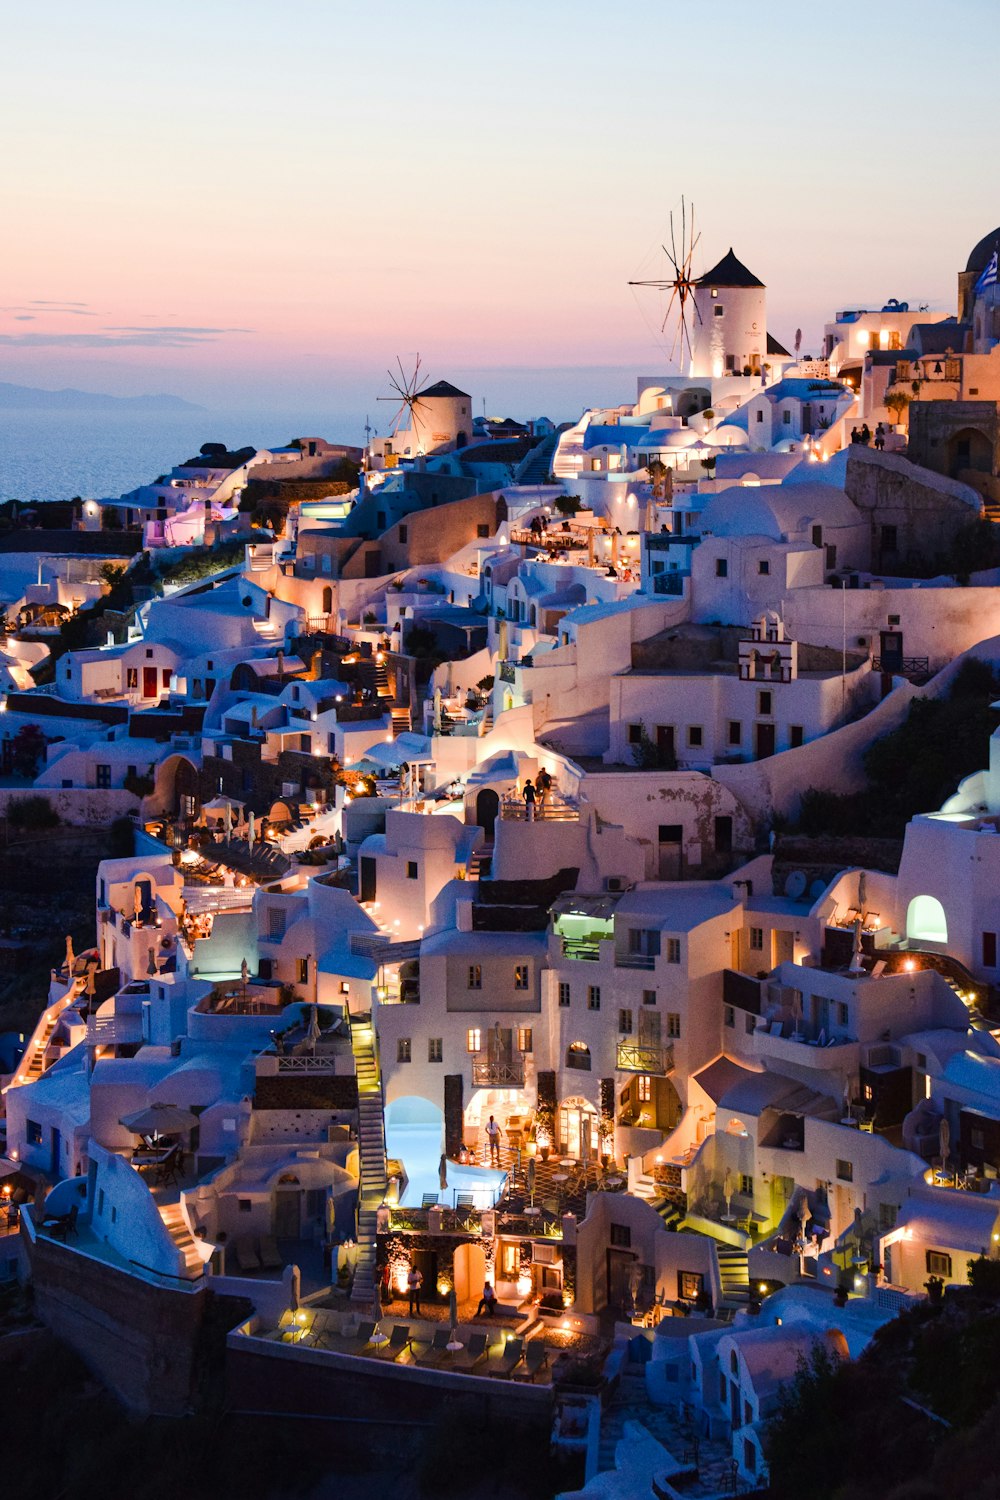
<box><xmin>2</xmin><ymin>0</ymin><xmax>997</xmax><ymax>419</ymax></box>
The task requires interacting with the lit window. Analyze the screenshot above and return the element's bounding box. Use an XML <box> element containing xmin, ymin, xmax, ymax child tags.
<box><xmin>926</xmin><ymin>1250</ymin><xmax>951</xmax><ymax>1278</ymax></box>
<box><xmin>514</xmin><ymin>965</ymin><xmax>529</xmax><ymax>990</ymax></box>
<box><xmin>517</xmin><ymin>1027</ymin><xmax>533</xmax><ymax>1052</ymax></box>
<box><xmin>637</xmin><ymin>1075</ymin><xmax>651</xmax><ymax>1102</ymax></box>
<box><xmin>467</xmin><ymin>1028</ymin><xmax>481</xmax><ymax>1053</ymax></box>
<box><xmin>468</xmin><ymin>965</ymin><xmax>482</xmax><ymax>990</ymax></box>
<box><xmin>397</xmin><ymin>1037</ymin><xmax>411</xmax><ymax>1063</ymax></box>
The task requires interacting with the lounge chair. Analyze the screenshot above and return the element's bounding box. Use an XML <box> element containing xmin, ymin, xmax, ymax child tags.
<box><xmin>449</xmin><ymin>1331</ymin><xmax>488</xmax><ymax>1372</ymax></box>
<box><xmin>412</xmin><ymin>1328</ymin><xmax>452</xmax><ymax>1367</ymax></box>
<box><xmin>235</xmin><ymin>1239</ymin><xmax>262</xmax><ymax>1273</ymax></box>
<box><xmin>489</xmin><ymin>1336</ymin><xmax>524</xmax><ymax>1379</ymax></box>
<box><xmin>258</xmin><ymin>1235</ymin><xmax>283</xmax><ymax>1270</ymax></box>
<box><xmin>374</xmin><ymin>1323</ymin><xmax>412</xmax><ymax>1360</ymax></box>
<box><xmin>513</xmin><ymin>1342</ymin><xmax>549</xmax><ymax>1382</ymax></box>
<box><xmin>456</xmin><ymin>1192</ymin><xmax>475</xmax><ymax>1209</ymax></box>
<box><xmin>347</xmin><ymin>1319</ymin><xmax>376</xmax><ymax>1349</ymax></box>
<box><xmin>421</xmin><ymin>1193</ymin><xmax>439</xmax><ymax>1208</ymax></box>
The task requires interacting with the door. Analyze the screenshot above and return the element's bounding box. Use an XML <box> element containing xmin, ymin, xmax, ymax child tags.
<box><xmin>880</xmin><ymin>631</ymin><xmax>903</xmax><ymax>672</ymax></box>
<box><xmin>274</xmin><ymin>1190</ymin><xmax>300</xmax><ymax>1238</ymax></box>
<box><xmin>475</xmin><ymin>788</ymin><xmax>499</xmax><ymax>839</ymax></box>
<box><xmin>754</xmin><ymin>722</ymin><xmax>775</xmax><ymax>760</ymax></box>
<box><xmin>658</xmin><ymin>824</ymin><xmax>683</xmax><ymax>879</ymax></box>
<box><xmin>142</xmin><ymin>667</ymin><xmax>158</xmax><ymax>698</ymax></box>
<box><xmin>772</xmin><ymin>929</ymin><xmax>794</xmax><ymax>966</ymax></box>
<box><xmin>638</xmin><ymin>1010</ymin><xmax>661</xmax><ymax>1052</ymax></box>
<box><xmin>607</xmin><ymin>1248</ymin><xmax>638</xmax><ymax>1313</ymax></box>
<box><xmin>359</xmin><ymin>857</ymin><xmax>377</xmax><ymax>904</ymax></box>
<box><xmin>50</xmin><ymin>1128</ymin><xmax>61</xmax><ymax>1177</ymax></box>
<box><xmin>655</xmin><ymin>725</ymin><xmax>674</xmax><ymax>760</ymax></box>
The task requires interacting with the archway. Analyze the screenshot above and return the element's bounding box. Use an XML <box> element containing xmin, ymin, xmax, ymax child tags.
<box><xmin>906</xmin><ymin>894</ymin><xmax>948</xmax><ymax>944</ymax></box>
<box><xmin>148</xmin><ymin>754</ymin><xmax>200</xmax><ymax>818</ymax></box>
<box><xmin>947</xmin><ymin>426</ymin><xmax>992</xmax><ymax>478</ymax></box>
<box><xmin>475</xmin><ymin>788</ymin><xmax>499</xmax><ymax>838</ymax></box>
<box><xmin>453</xmin><ymin>1240</ymin><xmax>486</xmax><ymax>1304</ymax></box>
<box><xmin>321</xmin><ymin>585</ymin><xmax>333</xmax><ymax>615</ymax></box>
<box><xmin>558</xmin><ymin>1094</ymin><xmax>599</xmax><ymax>1159</ymax></box>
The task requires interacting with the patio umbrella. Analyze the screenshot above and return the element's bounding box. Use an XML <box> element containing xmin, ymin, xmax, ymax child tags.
<box><xmin>723</xmin><ymin>1167</ymin><xmax>734</xmax><ymax>1218</ymax></box>
<box><xmin>939</xmin><ymin>1116</ymin><xmax>951</xmax><ymax>1170</ymax></box>
<box><xmin>224</xmin><ymin>800</ymin><xmax>233</xmax><ymax>840</ymax></box>
<box><xmin>248</xmin><ymin>812</ymin><xmax>256</xmax><ymax>851</ymax></box>
<box><xmin>527</xmin><ymin>1156</ymin><xmax>536</xmax><ymax>1206</ymax></box>
<box><xmin>120</xmin><ymin>1102</ymin><xmax>199</xmax><ymax>1138</ymax></box>
<box><xmin>446</xmin><ymin>1287</ymin><xmax>463</xmax><ymax>1351</ymax></box>
<box><xmin>307</xmin><ymin>1002</ymin><xmax>322</xmax><ymax>1050</ymax></box>
<box><xmin>371</xmin><ymin>1283</ymin><xmax>389</xmax><ymax>1345</ymax></box>
<box><xmin>438</xmin><ymin>1153</ymin><xmax>448</xmax><ymax>1193</ymax></box>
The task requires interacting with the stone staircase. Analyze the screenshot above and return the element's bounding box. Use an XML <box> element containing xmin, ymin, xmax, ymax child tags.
<box><xmin>351</xmin><ymin>1016</ymin><xmax>388</xmax><ymax>1304</ymax></box>
<box><xmin>158</xmin><ymin>1201</ymin><xmax>203</xmax><ymax>1278</ymax></box>
<box><xmin>23</xmin><ymin>1015</ymin><xmax>59</xmax><ymax>1082</ymax></box>
<box><xmin>467</xmin><ymin>843</ymin><xmax>493</xmax><ymax>882</ymax></box>
<box><xmin>717</xmin><ymin>1243</ymin><xmax>751</xmax><ymax>1306</ymax></box>
<box><xmin>390</xmin><ymin>705</ymin><xmax>411</xmax><ymax>735</ymax></box>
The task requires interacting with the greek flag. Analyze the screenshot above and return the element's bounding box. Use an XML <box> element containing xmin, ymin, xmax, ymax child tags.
<box><xmin>974</xmin><ymin>248</ymin><xmax>998</xmax><ymax>297</ymax></box>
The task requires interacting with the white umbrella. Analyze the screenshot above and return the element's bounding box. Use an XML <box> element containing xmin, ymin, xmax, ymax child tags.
<box><xmin>433</xmin><ymin>686</ymin><xmax>442</xmax><ymax>732</ymax></box>
<box><xmin>248</xmin><ymin>812</ymin><xmax>256</xmax><ymax>851</ymax></box>
<box><xmin>224</xmin><ymin>800</ymin><xmax>233</xmax><ymax>840</ymax></box>
<box><xmin>939</xmin><ymin>1116</ymin><xmax>951</xmax><ymax>1170</ymax></box>
<box><xmin>527</xmin><ymin>1156</ymin><xmax>536</xmax><ymax>1207</ymax></box>
<box><xmin>65</xmin><ymin>934</ymin><xmax>75</xmax><ymax>971</ymax></box>
<box><xmin>371</xmin><ymin>1283</ymin><xmax>389</xmax><ymax>1345</ymax></box>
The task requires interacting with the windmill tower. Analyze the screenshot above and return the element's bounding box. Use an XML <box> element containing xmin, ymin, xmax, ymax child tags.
<box><xmin>374</xmin><ymin>356</ymin><xmax>472</xmax><ymax>461</ymax></box>
<box><xmin>689</xmin><ymin>250</ymin><xmax>767</xmax><ymax>381</ymax></box>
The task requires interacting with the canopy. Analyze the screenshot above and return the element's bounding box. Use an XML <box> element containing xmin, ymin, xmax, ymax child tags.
<box><xmin>120</xmin><ymin>1102</ymin><xmax>200</xmax><ymax>1137</ymax></box>
<box><xmin>202</xmin><ymin>794</ymin><xmax>245</xmax><ymax>813</ymax></box>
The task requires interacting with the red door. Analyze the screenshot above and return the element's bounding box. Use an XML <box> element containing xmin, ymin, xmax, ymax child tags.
<box><xmin>142</xmin><ymin>667</ymin><xmax>158</xmax><ymax>697</ymax></box>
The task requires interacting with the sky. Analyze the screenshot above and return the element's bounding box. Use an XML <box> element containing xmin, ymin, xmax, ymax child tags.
<box><xmin>2</xmin><ymin>0</ymin><xmax>998</xmax><ymax>424</ymax></box>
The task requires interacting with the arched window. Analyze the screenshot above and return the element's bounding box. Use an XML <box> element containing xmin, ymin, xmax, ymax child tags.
<box><xmin>322</xmin><ymin>585</ymin><xmax>333</xmax><ymax>614</ymax></box>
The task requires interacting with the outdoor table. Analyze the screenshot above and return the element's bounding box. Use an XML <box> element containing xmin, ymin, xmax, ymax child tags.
<box><xmin>559</xmin><ymin>1158</ymin><xmax>577</xmax><ymax>1168</ymax></box>
<box><xmin>522</xmin><ymin>1206</ymin><xmax>541</xmax><ymax>1217</ymax></box>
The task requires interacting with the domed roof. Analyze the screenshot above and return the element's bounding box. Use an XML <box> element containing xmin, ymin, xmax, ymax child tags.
<box><xmin>966</xmin><ymin>228</ymin><xmax>1000</xmax><ymax>273</ymax></box>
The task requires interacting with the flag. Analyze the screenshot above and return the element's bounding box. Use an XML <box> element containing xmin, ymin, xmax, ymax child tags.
<box><xmin>974</xmin><ymin>249</ymin><xmax>998</xmax><ymax>298</ymax></box>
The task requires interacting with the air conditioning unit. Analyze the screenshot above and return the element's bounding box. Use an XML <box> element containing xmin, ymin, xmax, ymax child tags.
<box><xmin>533</xmin><ymin>1243</ymin><xmax>561</xmax><ymax>1265</ymax></box>
<box><xmin>605</xmin><ymin>876</ymin><xmax>627</xmax><ymax>893</ymax></box>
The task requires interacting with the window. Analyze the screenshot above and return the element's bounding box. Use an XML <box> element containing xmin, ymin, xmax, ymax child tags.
<box><xmin>398</xmin><ymin>525</ymin><xmax>408</xmax><ymax>543</ymax></box>
<box><xmin>145</xmin><ymin>648</ymin><xmax>153</xmax><ymax>659</ymax></box>
<box><xmin>642</xmin><ymin>989</ymin><xmax>657</xmax><ymax>1007</ymax></box>
<box><xmin>126</xmin><ymin>667</ymin><xmax>138</xmax><ymax>689</ymax></box>
<box><xmin>296</xmin><ymin>957</ymin><xmax>309</xmax><ymax>984</ymax></box>
<box><xmin>397</xmin><ymin>1038</ymin><xmax>411</xmax><ymax>1063</ymax></box>
<box><xmin>590</xmin><ymin>458</ymin><xmax>601</xmax><ymax>471</ymax></box>
<box><xmin>790</xmin><ymin>725</ymin><xmax>804</xmax><ymax>748</ymax></box>
<box><xmin>239</xmin><ymin>1199</ymin><xmax>252</xmax><ymax>1213</ymax></box>
<box><xmin>715</xmin><ymin>815</ymin><xmax>733</xmax><ymax>853</ymax></box>
<box><xmin>468</xmin><ymin>965</ymin><xmax>482</xmax><ymax>990</ymax></box>
<box><xmin>517</xmin><ymin>1027</ymin><xmax>533</xmax><ymax>1052</ymax></box>
<box><xmin>740</xmin><ymin>1174</ymin><xmax>753</xmax><ymax>1196</ymax></box>
<box><xmin>666</xmin><ymin>939</ymin><xmax>681</xmax><ymax>964</ymax></box>
<box><xmin>755</xmin><ymin>409</ymin><xmax>763</xmax><ymax>423</ymax></box>
<box><xmin>27</xmin><ymin>1119</ymin><xmax>42</xmax><ymax>1146</ymax></box>
<box><xmin>514</xmin><ymin>965</ymin><xmax>529</xmax><ymax>990</ymax></box>
<box><xmin>744</xmin><ymin>1439</ymin><xmax>756</xmax><ymax>1475</ymax></box>
<box><xmin>687</xmin><ymin>725</ymin><xmax>703</xmax><ymax>747</ymax></box>
<box><xmin>714</xmin><ymin>305</ymin><xmax>724</xmax><ymax>318</ymax></box>
<box><xmin>558</xmin><ymin>982</ymin><xmax>571</xmax><ymax>1008</ymax></box>
<box><xmin>782</xmin><ymin>410</ymin><xmax>791</xmax><ymax>425</ymax></box>
<box><xmin>836</xmin><ymin>1158</ymin><xmax>853</xmax><ymax>1182</ymax></box>
<box><xmin>719</xmin><ymin>1372</ymin><xmax>728</xmax><ymax>1402</ymax></box>
<box><xmin>162</xmin><ymin>668</ymin><xmax>172</xmax><ymax>688</ymax></box>
<box><xmin>587</xmin><ymin>985</ymin><xmax>601</xmax><ymax>1010</ymax></box>
<box><xmin>567</xmin><ymin>1042</ymin><xmax>592</xmax><ymax>1070</ymax></box>
<box><xmin>926</xmin><ymin>1250</ymin><xmax>952</xmax><ymax>1278</ymax></box>
<box><xmin>835</xmin><ymin>1001</ymin><xmax>849</xmax><ymax>1027</ymax></box>
<box><xmin>610</xmin><ymin>1223</ymin><xmax>632</xmax><ymax>1247</ymax></box>
<box><xmin>627</xmin><ymin>723</ymin><xmax>643</xmax><ymax>745</ymax></box>
<box><xmin>888</xmin><ymin>614</ymin><xmax>900</xmax><ymax>627</ymax></box>
<box><xmin>724</xmin><ymin>1005</ymin><xmax>735</xmax><ymax>1028</ymax></box>
<box><xmin>745</xmin><ymin>1012</ymin><xmax>756</xmax><ymax>1035</ymax></box>
<box><xmin>757</xmin><ymin>690</ymin><xmax>772</xmax><ymax>715</ymax></box>
<box><xmin>267</xmin><ymin>908</ymin><xmax>286</xmax><ymax>940</ymax></box>
<box><xmin>618</xmin><ymin>1008</ymin><xmax>633</xmax><ymax>1034</ymax></box>
<box><xmin>984</xmin><ymin>932</ymin><xmax>997</xmax><ymax>968</ymax></box>
<box><xmin>95</xmin><ymin>764</ymin><xmax>111</xmax><ymax>788</ymax></box>
<box><xmin>811</xmin><ymin>524</ymin><xmax>823</xmax><ymax>548</ymax></box>
<box><xmin>758</xmin><ymin>559</ymin><xmax>769</xmax><ymax>575</ymax></box>
<box><xmin>339</xmin><ymin>981</ymin><xmax>350</xmax><ymax>995</ymax></box>
<box><xmin>728</xmin><ymin>720</ymin><xmax>742</xmax><ymax>746</ymax></box>
<box><xmin>406</xmin><ymin>861</ymin><xmax>418</xmax><ymax>880</ymax></box>
<box><xmin>715</xmin><ymin>558</ymin><xmax>728</xmax><ymax>578</ymax></box>
<box><xmin>825</xmin><ymin>544</ymin><xmax>837</xmax><ymax>571</ymax></box>
<box><xmin>477</xmin><ymin>523</ymin><xmax>490</xmax><ymax>538</ymax></box>
<box><xmin>638</xmin><ymin>1075</ymin><xmax>651</xmax><ymax>1102</ymax></box>
<box><xmin>467</xmin><ymin>1028</ymin><xmax>481</xmax><ymax>1053</ymax></box>
<box><xmin>749</xmin><ymin>927</ymin><xmax>764</xmax><ymax>951</ymax></box>
<box><xmin>258</xmin><ymin>958</ymin><xmax>273</xmax><ymax>981</ymax></box>
<box><xmin>428</xmin><ymin>1038</ymin><xmax>443</xmax><ymax>1063</ymax></box>
<box><xmin>879</xmin><ymin>1203</ymin><xmax>899</xmax><ymax>1232</ymax></box>
<box><xmin>667</xmin><ymin>1012</ymin><xmax>681</xmax><ymax>1038</ymax></box>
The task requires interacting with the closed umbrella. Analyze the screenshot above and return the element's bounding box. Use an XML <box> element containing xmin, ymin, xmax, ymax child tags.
<box><xmin>527</xmin><ymin>1156</ymin><xmax>536</xmax><ymax>1207</ymax></box>
<box><xmin>438</xmin><ymin>1153</ymin><xmax>448</xmax><ymax>1193</ymax></box>
<box><xmin>939</xmin><ymin>1116</ymin><xmax>951</xmax><ymax>1173</ymax></box>
<box><xmin>248</xmin><ymin>812</ymin><xmax>256</xmax><ymax>851</ymax></box>
<box><xmin>224</xmin><ymin>800</ymin><xmax>233</xmax><ymax>840</ymax></box>
<box><xmin>723</xmin><ymin>1167</ymin><xmax>734</xmax><ymax>1221</ymax></box>
<box><xmin>120</xmin><ymin>1102</ymin><xmax>199</xmax><ymax>1138</ymax></box>
<box><xmin>371</xmin><ymin>1283</ymin><xmax>389</xmax><ymax>1345</ymax></box>
<box><xmin>446</xmin><ymin>1287</ymin><xmax>463</xmax><ymax>1351</ymax></box>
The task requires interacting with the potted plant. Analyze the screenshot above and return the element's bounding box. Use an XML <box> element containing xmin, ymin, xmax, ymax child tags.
<box><xmin>924</xmin><ymin>1273</ymin><xmax>945</xmax><ymax>1308</ymax></box>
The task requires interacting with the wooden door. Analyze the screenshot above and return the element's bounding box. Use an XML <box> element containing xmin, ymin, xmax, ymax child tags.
<box><xmin>754</xmin><ymin>722</ymin><xmax>775</xmax><ymax>759</ymax></box>
<box><xmin>142</xmin><ymin>667</ymin><xmax>158</xmax><ymax>698</ymax></box>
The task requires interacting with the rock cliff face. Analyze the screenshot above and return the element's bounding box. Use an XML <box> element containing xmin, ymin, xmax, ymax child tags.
<box><xmin>845</xmin><ymin>445</ymin><xmax>982</xmax><ymax>573</ymax></box>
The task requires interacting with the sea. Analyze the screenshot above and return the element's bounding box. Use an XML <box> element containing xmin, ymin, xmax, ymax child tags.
<box><xmin>0</xmin><ymin>407</ymin><xmax>369</xmax><ymax>503</ymax></box>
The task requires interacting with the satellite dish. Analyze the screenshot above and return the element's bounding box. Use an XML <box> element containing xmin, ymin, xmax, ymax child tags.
<box><xmin>809</xmin><ymin>879</ymin><xmax>828</xmax><ymax>901</ymax></box>
<box><xmin>785</xmin><ymin>871</ymin><xmax>807</xmax><ymax>900</ymax></box>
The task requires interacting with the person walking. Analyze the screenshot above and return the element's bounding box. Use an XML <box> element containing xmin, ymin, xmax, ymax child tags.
<box><xmin>486</xmin><ymin>1113</ymin><xmax>503</xmax><ymax>1165</ymax></box>
<box><xmin>407</xmin><ymin>1264</ymin><xmax>424</xmax><ymax>1316</ymax></box>
<box><xmin>476</xmin><ymin>1280</ymin><xmax>498</xmax><ymax>1317</ymax></box>
<box><xmin>536</xmin><ymin>767</ymin><xmax>552</xmax><ymax>814</ymax></box>
<box><xmin>522</xmin><ymin>779</ymin><xmax>536</xmax><ymax>822</ymax></box>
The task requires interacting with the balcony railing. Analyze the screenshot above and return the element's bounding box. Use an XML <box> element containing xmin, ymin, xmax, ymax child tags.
<box><xmin>561</xmin><ymin>937</ymin><xmax>602</xmax><ymax>962</ymax></box>
<box><xmin>472</xmin><ymin>1057</ymin><xmax>525</xmax><ymax>1087</ymax></box>
<box><xmin>616</xmin><ymin>1041</ymin><xmax>674</xmax><ymax>1075</ymax></box>
<box><xmin>871</xmin><ymin>656</ymin><xmax>930</xmax><ymax>679</ymax></box>
<box><xmin>615</xmin><ymin>952</ymin><xmax>656</xmax><ymax>970</ymax></box>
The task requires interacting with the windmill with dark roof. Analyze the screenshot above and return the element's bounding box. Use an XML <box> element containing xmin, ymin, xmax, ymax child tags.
<box><xmin>628</xmin><ymin>196</ymin><xmax>703</xmax><ymax>370</ymax></box>
<box><xmin>372</xmin><ymin>356</ymin><xmax>473</xmax><ymax>464</ymax></box>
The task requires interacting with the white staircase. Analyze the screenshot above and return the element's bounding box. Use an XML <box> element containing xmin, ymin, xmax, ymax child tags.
<box><xmin>716</xmin><ymin>1243</ymin><xmax>751</xmax><ymax>1306</ymax></box>
<box><xmin>158</xmin><ymin>1201</ymin><xmax>203</xmax><ymax>1278</ymax></box>
<box><xmin>351</xmin><ymin>1016</ymin><xmax>388</xmax><ymax>1304</ymax></box>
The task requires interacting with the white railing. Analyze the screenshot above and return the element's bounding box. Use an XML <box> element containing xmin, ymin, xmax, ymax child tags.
<box><xmin>276</xmin><ymin>1054</ymin><xmax>341</xmax><ymax>1074</ymax></box>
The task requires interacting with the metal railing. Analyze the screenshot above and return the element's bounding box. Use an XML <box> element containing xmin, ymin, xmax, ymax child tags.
<box><xmin>871</xmin><ymin>656</ymin><xmax>930</xmax><ymax>677</ymax></box>
<box><xmin>616</xmin><ymin>1041</ymin><xmax>674</xmax><ymax>1075</ymax></box>
<box><xmin>471</xmin><ymin>1057</ymin><xmax>525</xmax><ymax>1087</ymax></box>
<box><xmin>615</xmin><ymin>952</ymin><xmax>657</xmax><ymax>970</ymax></box>
<box><xmin>561</xmin><ymin>937</ymin><xmax>602</xmax><ymax>962</ymax></box>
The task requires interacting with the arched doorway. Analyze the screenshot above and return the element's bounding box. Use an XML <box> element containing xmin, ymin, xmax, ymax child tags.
<box><xmin>558</xmin><ymin>1095</ymin><xmax>600</xmax><ymax>1160</ymax></box>
<box><xmin>475</xmin><ymin>788</ymin><xmax>499</xmax><ymax>838</ymax></box>
<box><xmin>321</xmin><ymin>585</ymin><xmax>333</xmax><ymax>616</ymax></box>
<box><xmin>149</xmin><ymin>754</ymin><xmax>200</xmax><ymax>819</ymax></box>
<box><xmin>947</xmin><ymin>426</ymin><xmax>992</xmax><ymax>478</ymax></box>
<box><xmin>906</xmin><ymin>894</ymin><xmax>948</xmax><ymax>944</ymax></box>
<box><xmin>453</xmin><ymin>1240</ymin><xmax>486</xmax><ymax>1304</ymax></box>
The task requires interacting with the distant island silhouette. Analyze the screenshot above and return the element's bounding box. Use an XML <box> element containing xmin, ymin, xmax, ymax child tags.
<box><xmin>0</xmin><ymin>381</ymin><xmax>204</xmax><ymax>412</ymax></box>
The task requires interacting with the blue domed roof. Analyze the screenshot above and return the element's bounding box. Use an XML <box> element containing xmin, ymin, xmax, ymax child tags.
<box><xmin>966</xmin><ymin>228</ymin><xmax>1000</xmax><ymax>273</ymax></box>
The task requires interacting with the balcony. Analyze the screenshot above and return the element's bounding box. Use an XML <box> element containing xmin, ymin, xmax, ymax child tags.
<box><xmin>616</xmin><ymin>1041</ymin><xmax>674</xmax><ymax>1075</ymax></box>
<box><xmin>615</xmin><ymin>952</ymin><xmax>656</xmax><ymax>971</ymax></box>
<box><xmin>871</xmin><ymin>656</ymin><xmax>930</xmax><ymax>680</ymax></box>
<box><xmin>472</xmin><ymin>1057</ymin><xmax>525</xmax><ymax>1087</ymax></box>
<box><xmin>561</xmin><ymin>937</ymin><xmax>602</xmax><ymax>962</ymax></box>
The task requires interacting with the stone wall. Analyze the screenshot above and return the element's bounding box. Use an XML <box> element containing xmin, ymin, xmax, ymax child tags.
<box><xmin>844</xmin><ymin>445</ymin><xmax>982</xmax><ymax>571</ymax></box>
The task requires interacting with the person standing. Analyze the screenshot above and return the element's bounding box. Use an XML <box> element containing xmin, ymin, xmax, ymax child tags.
<box><xmin>486</xmin><ymin>1113</ymin><xmax>503</xmax><ymax>1165</ymax></box>
<box><xmin>536</xmin><ymin>767</ymin><xmax>552</xmax><ymax>814</ymax></box>
<box><xmin>523</xmin><ymin>779</ymin><xmax>536</xmax><ymax>822</ymax></box>
<box><xmin>874</xmin><ymin>422</ymin><xmax>885</xmax><ymax>451</ymax></box>
<box><xmin>407</xmin><ymin>1264</ymin><xmax>423</xmax><ymax>1316</ymax></box>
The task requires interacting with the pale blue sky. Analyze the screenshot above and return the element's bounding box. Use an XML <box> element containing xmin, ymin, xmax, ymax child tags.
<box><xmin>2</xmin><ymin>0</ymin><xmax>997</xmax><ymax>419</ymax></box>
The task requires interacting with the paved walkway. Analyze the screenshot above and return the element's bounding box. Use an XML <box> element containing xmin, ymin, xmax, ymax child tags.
<box><xmin>597</xmin><ymin>1370</ymin><xmax>738</xmax><ymax>1497</ymax></box>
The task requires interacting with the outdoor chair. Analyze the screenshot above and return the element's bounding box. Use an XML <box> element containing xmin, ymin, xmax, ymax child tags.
<box><xmin>258</xmin><ymin>1236</ymin><xmax>283</xmax><ymax>1270</ymax></box>
<box><xmin>347</xmin><ymin>1319</ymin><xmax>377</xmax><ymax>1350</ymax></box>
<box><xmin>489</xmin><ymin>1336</ymin><xmax>524</xmax><ymax>1379</ymax></box>
<box><xmin>155</xmin><ymin>1146</ymin><xmax>181</xmax><ymax>1188</ymax></box>
<box><xmin>449</xmin><ymin>1331</ymin><xmax>488</xmax><ymax>1372</ymax></box>
<box><xmin>513</xmin><ymin>1342</ymin><xmax>549</xmax><ymax>1382</ymax></box>
<box><xmin>412</xmin><ymin>1328</ymin><xmax>452</xmax><ymax>1367</ymax></box>
<box><xmin>421</xmin><ymin>1193</ymin><xmax>439</xmax><ymax>1208</ymax></box>
<box><xmin>235</xmin><ymin>1240</ymin><xmax>262</xmax><ymax>1273</ymax></box>
<box><xmin>456</xmin><ymin>1192</ymin><xmax>475</xmax><ymax>1209</ymax></box>
<box><xmin>45</xmin><ymin>1203</ymin><xmax>79</xmax><ymax>1241</ymax></box>
<box><xmin>374</xmin><ymin>1323</ymin><xmax>412</xmax><ymax>1361</ymax></box>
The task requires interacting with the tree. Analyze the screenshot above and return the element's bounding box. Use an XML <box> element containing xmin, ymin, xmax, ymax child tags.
<box><xmin>885</xmin><ymin>388</ymin><xmax>911</xmax><ymax>427</ymax></box>
<box><xmin>101</xmin><ymin>506</ymin><xmax>123</xmax><ymax>531</ymax></box>
<box><xmin>7</xmin><ymin>795</ymin><xmax>59</xmax><ymax>830</ymax></box>
<box><xmin>11</xmin><ymin>723</ymin><xmax>47</xmax><ymax>779</ymax></box>
<box><xmin>554</xmin><ymin>494</ymin><xmax>582</xmax><ymax>517</ymax></box>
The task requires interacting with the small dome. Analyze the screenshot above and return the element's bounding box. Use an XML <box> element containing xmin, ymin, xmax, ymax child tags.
<box><xmin>966</xmin><ymin>228</ymin><xmax>1000</xmax><ymax>273</ymax></box>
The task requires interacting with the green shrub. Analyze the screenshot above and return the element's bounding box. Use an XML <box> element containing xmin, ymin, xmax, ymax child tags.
<box><xmin>7</xmin><ymin>795</ymin><xmax>59</xmax><ymax>830</ymax></box>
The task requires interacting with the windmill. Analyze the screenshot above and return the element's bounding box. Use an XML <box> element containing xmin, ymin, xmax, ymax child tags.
<box><xmin>377</xmin><ymin>354</ymin><xmax>431</xmax><ymax>453</ymax></box>
<box><xmin>628</xmin><ymin>197</ymin><xmax>703</xmax><ymax>368</ymax></box>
